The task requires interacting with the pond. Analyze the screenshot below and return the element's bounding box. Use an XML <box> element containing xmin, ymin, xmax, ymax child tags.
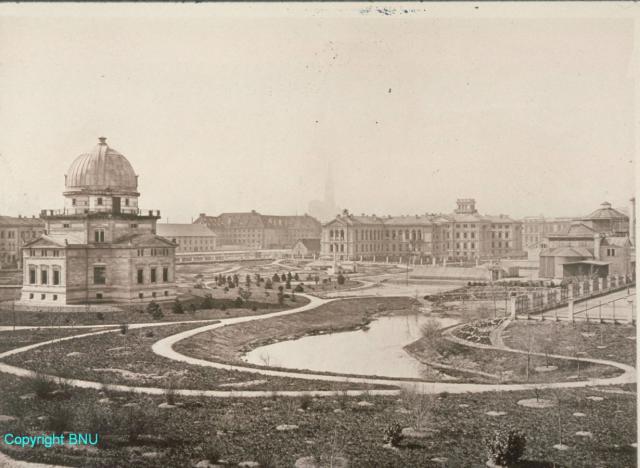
<box><xmin>242</xmin><ymin>314</ymin><xmax>458</xmax><ymax>379</ymax></box>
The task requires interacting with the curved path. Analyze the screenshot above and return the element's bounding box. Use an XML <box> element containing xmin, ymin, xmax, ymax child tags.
<box><xmin>0</xmin><ymin>293</ymin><xmax>635</xmax><ymax>398</ymax></box>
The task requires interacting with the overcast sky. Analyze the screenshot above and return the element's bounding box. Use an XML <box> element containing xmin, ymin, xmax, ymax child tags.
<box><xmin>0</xmin><ymin>4</ymin><xmax>636</xmax><ymax>223</ymax></box>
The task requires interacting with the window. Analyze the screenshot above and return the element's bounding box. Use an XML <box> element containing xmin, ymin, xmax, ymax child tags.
<box><xmin>41</xmin><ymin>268</ymin><xmax>48</xmax><ymax>285</ymax></box>
<box><xmin>29</xmin><ymin>293</ymin><xmax>34</xmax><ymax>299</ymax></box>
<box><xmin>152</xmin><ymin>292</ymin><xmax>157</xmax><ymax>298</ymax></box>
<box><xmin>138</xmin><ymin>292</ymin><xmax>144</xmax><ymax>299</ymax></box>
<box><xmin>150</xmin><ymin>267</ymin><xmax>157</xmax><ymax>283</ymax></box>
<box><xmin>137</xmin><ymin>269</ymin><xmax>144</xmax><ymax>284</ymax></box>
<box><xmin>163</xmin><ymin>267</ymin><xmax>169</xmax><ymax>282</ymax></box>
<box><xmin>164</xmin><ymin>290</ymin><xmax>169</xmax><ymax>296</ymax></box>
<box><xmin>125</xmin><ymin>198</ymin><xmax>130</xmax><ymax>206</ymax></box>
<box><xmin>63</xmin><ymin>223</ymin><xmax>70</xmax><ymax>228</ymax></box>
<box><xmin>41</xmin><ymin>294</ymin><xmax>46</xmax><ymax>300</ymax></box>
<box><xmin>137</xmin><ymin>249</ymin><xmax>144</xmax><ymax>256</ymax></box>
<box><xmin>131</xmin><ymin>223</ymin><xmax>138</xmax><ymax>228</ymax></box>
<box><xmin>94</xmin><ymin>266</ymin><xmax>106</xmax><ymax>285</ymax></box>
<box><xmin>94</xmin><ymin>230</ymin><xmax>105</xmax><ymax>243</ymax></box>
<box><xmin>53</xmin><ymin>294</ymin><xmax>58</xmax><ymax>301</ymax></box>
<box><xmin>29</xmin><ymin>267</ymin><xmax>36</xmax><ymax>284</ymax></box>
<box><xmin>53</xmin><ymin>250</ymin><xmax>59</xmax><ymax>257</ymax></box>
<box><xmin>96</xmin><ymin>293</ymin><xmax>103</xmax><ymax>300</ymax></box>
<box><xmin>72</xmin><ymin>199</ymin><xmax>76</xmax><ymax>206</ymax></box>
<box><xmin>53</xmin><ymin>269</ymin><xmax>60</xmax><ymax>285</ymax></box>
<box><xmin>97</xmin><ymin>197</ymin><xmax>103</xmax><ymax>206</ymax></box>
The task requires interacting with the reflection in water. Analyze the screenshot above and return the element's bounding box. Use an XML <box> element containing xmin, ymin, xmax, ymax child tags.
<box><xmin>243</xmin><ymin>314</ymin><xmax>458</xmax><ymax>379</ymax></box>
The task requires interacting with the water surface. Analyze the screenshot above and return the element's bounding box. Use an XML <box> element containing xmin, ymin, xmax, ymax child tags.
<box><xmin>243</xmin><ymin>314</ymin><xmax>458</xmax><ymax>379</ymax></box>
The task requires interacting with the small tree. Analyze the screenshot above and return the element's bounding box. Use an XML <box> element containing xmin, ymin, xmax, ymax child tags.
<box><xmin>245</xmin><ymin>275</ymin><xmax>251</xmax><ymax>288</ymax></box>
<box><xmin>234</xmin><ymin>296</ymin><xmax>243</xmax><ymax>308</ymax></box>
<box><xmin>172</xmin><ymin>299</ymin><xmax>184</xmax><ymax>314</ymax></box>
<box><xmin>277</xmin><ymin>286</ymin><xmax>285</xmax><ymax>305</ymax></box>
<box><xmin>272</xmin><ymin>273</ymin><xmax>280</xmax><ymax>283</ymax></box>
<box><xmin>285</xmin><ymin>280</ymin><xmax>292</xmax><ymax>290</ymax></box>
<box><xmin>239</xmin><ymin>287</ymin><xmax>252</xmax><ymax>302</ymax></box>
<box><xmin>287</xmin><ymin>272</ymin><xmax>293</xmax><ymax>282</ymax></box>
<box><xmin>294</xmin><ymin>272</ymin><xmax>299</xmax><ymax>281</ymax></box>
<box><xmin>265</xmin><ymin>278</ymin><xmax>273</xmax><ymax>289</ymax></box>
<box><xmin>280</xmin><ymin>273</ymin><xmax>286</xmax><ymax>282</ymax></box>
<box><xmin>337</xmin><ymin>273</ymin><xmax>346</xmax><ymax>285</ymax></box>
<box><xmin>314</xmin><ymin>274</ymin><xmax>320</xmax><ymax>285</ymax></box>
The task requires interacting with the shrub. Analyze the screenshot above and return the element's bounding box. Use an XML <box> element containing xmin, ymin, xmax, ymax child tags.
<box><xmin>121</xmin><ymin>407</ymin><xmax>150</xmax><ymax>444</ymax></box>
<box><xmin>31</xmin><ymin>373</ymin><xmax>57</xmax><ymax>400</ymax></box>
<box><xmin>294</xmin><ymin>284</ymin><xmax>304</xmax><ymax>293</ymax></box>
<box><xmin>96</xmin><ymin>312</ymin><xmax>105</xmax><ymax>321</ymax></box>
<box><xmin>202</xmin><ymin>294</ymin><xmax>215</xmax><ymax>309</ymax></box>
<box><xmin>252</xmin><ymin>306</ymin><xmax>258</xmax><ymax>312</ymax></box>
<box><xmin>47</xmin><ymin>403</ymin><xmax>74</xmax><ymax>433</ymax></box>
<box><xmin>383</xmin><ymin>422</ymin><xmax>403</xmax><ymax>447</ymax></box>
<box><xmin>337</xmin><ymin>274</ymin><xmax>346</xmax><ymax>285</ymax></box>
<box><xmin>120</xmin><ymin>323</ymin><xmax>129</xmax><ymax>335</ymax></box>
<box><xmin>172</xmin><ymin>299</ymin><xmax>184</xmax><ymax>314</ymax></box>
<box><xmin>203</xmin><ymin>440</ymin><xmax>223</xmax><ymax>464</ymax></box>
<box><xmin>234</xmin><ymin>297</ymin><xmax>243</xmax><ymax>308</ymax></box>
<box><xmin>146</xmin><ymin>301</ymin><xmax>163</xmax><ymax>320</ymax></box>
<box><xmin>145</xmin><ymin>329</ymin><xmax>155</xmax><ymax>338</ymax></box>
<box><xmin>299</xmin><ymin>394</ymin><xmax>312</xmax><ymax>410</ymax></box>
<box><xmin>265</xmin><ymin>279</ymin><xmax>273</xmax><ymax>289</ymax></box>
<box><xmin>486</xmin><ymin>429</ymin><xmax>526</xmax><ymax>466</ymax></box>
<box><xmin>272</xmin><ymin>273</ymin><xmax>280</xmax><ymax>283</ymax></box>
<box><xmin>220</xmin><ymin>304</ymin><xmax>227</xmax><ymax>311</ymax></box>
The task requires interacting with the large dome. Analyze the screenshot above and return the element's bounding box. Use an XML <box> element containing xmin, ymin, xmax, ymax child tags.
<box><xmin>65</xmin><ymin>137</ymin><xmax>138</xmax><ymax>193</ymax></box>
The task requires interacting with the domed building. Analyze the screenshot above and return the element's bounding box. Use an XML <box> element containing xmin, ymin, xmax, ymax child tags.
<box><xmin>20</xmin><ymin>138</ymin><xmax>177</xmax><ymax>306</ymax></box>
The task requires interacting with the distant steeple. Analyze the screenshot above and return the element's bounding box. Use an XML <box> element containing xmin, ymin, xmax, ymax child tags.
<box><xmin>324</xmin><ymin>161</ymin><xmax>335</xmax><ymax>205</ymax></box>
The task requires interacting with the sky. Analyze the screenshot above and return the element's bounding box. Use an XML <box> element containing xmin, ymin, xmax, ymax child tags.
<box><xmin>0</xmin><ymin>4</ymin><xmax>636</xmax><ymax>223</ymax></box>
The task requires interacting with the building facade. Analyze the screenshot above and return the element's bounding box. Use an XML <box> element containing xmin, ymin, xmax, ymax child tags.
<box><xmin>194</xmin><ymin>211</ymin><xmax>321</xmax><ymax>249</ymax></box>
<box><xmin>320</xmin><ymin>200</ymin><xmax>523</xmax><ymax>262</ymax></box>
<box><xmin>0</xmin><ymin>216</ymin><xmax>45</xmax><ymax>268</ymax></box>
<box><xmin>20</xmin><ymin>137</ymin><xmax>177</xmax><ymax>305</ymax></box>
<box><xmin>156</xmin><ymin>224</ymin><xmax>217</xmax><ymax>253</ymax></box>
<box><xmin>538</xmin><ymin>202</ymin><xmax>634</xmax><ymax>279</ymax></box>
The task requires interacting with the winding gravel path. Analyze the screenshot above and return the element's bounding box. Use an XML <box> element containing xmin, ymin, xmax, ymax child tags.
<box><xmin>0</xmin><ymin>293</ymin><xmax>635</xmax><ymax>399</ymax></box>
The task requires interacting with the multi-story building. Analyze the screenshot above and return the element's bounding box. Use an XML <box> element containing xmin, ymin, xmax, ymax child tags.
<box><xmin>156</xmin><ymin>224</ymin><xmax>217</xmax><ymax>253</ymax></box>
<box><xmin>20</xmin><ymin>137</ymin><xmax>177</xmax><ymax>305</ymax></box>
<box><xmin>320</xmin><ymin>200</ymin><xmax>523</xmax><ymax>262</ymax></box>
<box><xmin>0</xmin><ymin>216</ymin><xmax>45</xmax><ymax>268</ymax></box>
<box><xmin>194</xmin><ymin>211</ymin><xmax>321</xmax><ymax>249</ymax></box>
<box><xmin>522</xmin><ymin>216</ymin><xmax>574</xmax><ymax>249</ymax></box>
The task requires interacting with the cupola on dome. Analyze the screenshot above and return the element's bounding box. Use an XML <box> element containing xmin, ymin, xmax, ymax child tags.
<box><xmin>65</xmin><ymin>137</ymin><xmax>138</xmax><ymax>193</ymax></box>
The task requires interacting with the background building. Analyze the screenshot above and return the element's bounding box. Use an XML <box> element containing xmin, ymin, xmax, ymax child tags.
<box><xmin>156</xmin><ymin>223</ymin><xmax>217</xmax><ymax>253</ymax></box>
<box><xmin>195</xmin><ymin>211</ymin><xmax>321</xmax><ymax>249</ymax></box>
<box><xmin>20</xmin><ymin>137</ymin><xmax>177</xmax><ymax>305</ymax></box>
<box><xmin>0</xmin><ymin>216</ymin><xmax>45</xmax><ymax>268</ymax></box>
<box><xmin>522</xmin><ymin>216</ymin><xmax>574</xmax><ymax>249</ymax></box>
<box><xmin>320</xmin><ymin>200</ymin><xmax>524</xmax><ymax>262</ymax></box>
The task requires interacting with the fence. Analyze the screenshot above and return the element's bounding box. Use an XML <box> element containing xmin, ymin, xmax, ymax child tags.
<box><xmin>511</xmin><ymin>274</ymin><xmax>635</xmax><ymax>323</ymax></box>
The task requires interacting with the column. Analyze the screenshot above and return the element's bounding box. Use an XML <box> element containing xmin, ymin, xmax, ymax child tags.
<box><xmin>568</xmin><ymin>283</ymin><xmax>575</xmax><ymax>299</ymax></box>
<box><xmin>568</xmin><ymin>300</ymin><xmax>575</xmax><ymax>322</ymax></box>
<box><xmin>598</xmin><ymin>277</ymin><xmax>604</xmax><ymax>292</ymax></box>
